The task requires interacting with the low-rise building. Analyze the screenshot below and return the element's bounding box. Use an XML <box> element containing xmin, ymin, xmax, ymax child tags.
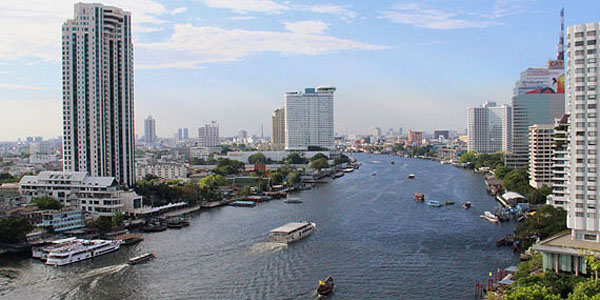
<box><xmin>135</xmin><ymin>163</ymin><xmax>188</xmax><ymax>180</ymax></box>
<box><xmin>39</xmin><ymin>209</ymin><xmax>85</xmax><ymax>232</ymax></box>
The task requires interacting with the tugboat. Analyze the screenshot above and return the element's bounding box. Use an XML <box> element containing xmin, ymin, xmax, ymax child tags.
<box><xmin>317</xmin><ymin>276</ymin><xmax>334</xmax><ymax>296</ymax></box>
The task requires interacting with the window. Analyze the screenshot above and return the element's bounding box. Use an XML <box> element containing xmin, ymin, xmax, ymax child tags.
<box><xmin>576</xmin><ymin>41</ymin><xmax>585</xmax><ymax>46</ymax></box>
<box><xmin>576</xmin><ymin>32</ymin><xmax>585</xmax><ymax>37</ymax></box>
<box><xmin>588</xmin><ymin>31</ymin><xmax>597</xmax><ymax>37</ymax></box>
<box><xmin>576</xmin><ymin>50</ymin><xmax>585</xmax><ymax>55</ymax></box>
<box><xmin>589</xmin><ymin>40</ymin><xmax>597</xmax><ymax>45</ymax></box>
<box><xmin>585</xmin><ymin>234</ymin><xmax>597</xmax><ymax>241</ymax></box>
<box><xmin>576</xmin><ymin>212</ymin><xmax>585</xmax><ymax>217</ymax></box>
<box><xmin>577</xmin><ymin>77</ymin><xmax>585</xmax><ymax>82</ymax></box>
<box><xmin>590</xmin><ymin>58</ymin><xmax>598</xmax><ymax>63</ymax></box>
<box><xmin>589</xmin><ymin>49</ymin><xmax>597</xmax><ymax>54</ymax></box>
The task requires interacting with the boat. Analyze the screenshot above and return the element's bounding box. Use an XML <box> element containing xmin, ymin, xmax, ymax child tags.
<box><xmin>342</xmin><ymin>168</ymin><xmax>354</xmax><ymax>173</ymax></box>
<box><xmin>32</xmin><ymin>237</ymin><xmax>81</xmax><ymax>260</ymax></box>
<box><xmin>114</xmin><ymin>233</ymin><xmax>143</xmax><ymax>245</ymax></box>
<box><xmin>408</xmin><ymin>174</ymin><xmax>415</xmax><ymax>179</ymax></box>
<box><xmin>142</xmin><ymin>221</ymin><xmax>167</xmax><ymax>232</ymax></box>
<box><xmin>299</xmin><ymin>184</ymin><xmax>313</xmax><ymax>190</ymax></box>
<box><xmin>268</xmin><ymin>222</ymin><xmax>316</xmax><ymax>244</ymax></box>
<box><xmin>229</xmin><ymin>200</ymin><xmax>256</xmax><ymax>207</ymax></box>
<box><xmin>426</xmin><ymin>200</ymin><xmax>443</xmax><ymax>207</ymax></box>
<box><xmin>167</xmin><ymin>218</ymin><xmax>184</xmax><ymax>229</ymax></box>
<box><xmin>128</xmin><ymin>252</ymin><xmax>155</xmax><ymax>265</ymax></box>
<box><xmin>333</xmin><ymin>172</ymin><xmax>344</xmax><ymax>179</ymax></box>
<box><xmin>317</xmin><ymin>276</ymin><xmax>335</xmax><ymax>296</ymax></box>
<box><xmin>371</xmin><ymin>172</ymin><xmax>376</xmax><ymax>176</ymax></box>
<box><xmin>444</xmin><ymin>201</ymin><xmax>455</xmax><ymax>206</ymax></box>
<box><xmin>480</xmin><ymin>211</ymin><xmax>500</xmax><ymax>224</ymax></box>
<box><xmin>463</xmin><ymin>201</ymin><xmax>472</xmax><ymax>209</ymax></box>
<box><xmin>46</xmin><ymin>239</ymin><xmax>121</xmax><ymax>266</ymax></box>
<box><xmin>283</xmin><ymin>198</ymin><xmax>303</xmax><ymax>204</ymax></box>
<box><xmin>414</xmin><ymin>193</ymin><xmax>425</xmax><ymax>202</ymax></box>
<box><xmin>390</xmin><ymin>161</ymin><xmax>395</xmax><ymax>165</ymax></box>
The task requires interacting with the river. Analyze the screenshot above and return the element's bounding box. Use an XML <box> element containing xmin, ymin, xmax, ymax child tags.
<box><xmin>0</xmin><ymin>154</ymin><xmax>519</xmax><ymax>299</ymax></box>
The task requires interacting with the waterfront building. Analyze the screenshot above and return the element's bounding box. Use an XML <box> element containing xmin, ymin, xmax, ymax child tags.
<box><xmin>199</xmin><ymin>121</ymin><xmax>219</xmax><ymax>147</ymax></box>
<box><xmin>145</xmin><ymin>116</ymin><xmax>157</xmax><ymax>144</ymax></box>
<box><xmin>408</xmin><ymin>130</ymin><xmax>423</xmax><ymax>146</ymax></box>
<box><xmin>467</xmin><ymin>102</ymin><xmax>512</xmax><ymax>153</ymax></box>
<box><xmin>19</xmin><ymin>171</ymin><xmax>128</xmax><ymax>216</ymax></box>
<box><xmin>284</xmin><ymin>86</ymin><xmax>335</xmax><ymax>150</ymax></box>
<box><xmin>135</xmin><ymin>163</ymin><xmax>188</xmax><ymax>180</ymax></box>
<box><xmin>547</xmin><ymin>115</ymin><xmax>570</xmax><ymax>210</ymax></box>
<box><xmin>528</xmin><ymin>124</ymin><xmax>554</xmax><ymax>189</ymax></box>
<box><xmin>39</xmin><ymin>209</ymin><xmax>85</xmax><ymax>232</ymax></box>
<box><xmin>62</xmin><ymin>3</ymin><xmax>135</xmax><ymax>187</ymax></box>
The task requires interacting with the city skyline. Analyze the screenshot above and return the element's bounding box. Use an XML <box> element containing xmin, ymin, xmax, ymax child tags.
<box><xmin>2</xmin><ymin>1</ymin><xmax>600</xmax><ymax>140</ymax></box>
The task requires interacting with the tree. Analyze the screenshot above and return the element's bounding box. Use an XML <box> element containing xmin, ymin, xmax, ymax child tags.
<box><xmin>310</xmin><ymin>158</ymin><xmax>329</xmax><ymax>170</ymax></box>
<box><xmin>587</xmin><ymin>256</ymin><xmax>600</xmax><ymax>283</ymax></box>
<box><xmin>504</xmin><ymin>284</ymin><xmax>562</xmax><ymax>300</ymax></box>
<box><xmin>310</xmin><ymin>153</ymin><xmax>328</xmax><ymax>162</ymax></box>
<box><xmin>459</xmin><ymin>151</ymin><xmax>476</xmax><ymax>163</ymax></box>
<box><xmin>144</xmin><ymin>174</ymin><xmax>159</xmax><ymax>181</ymax></box>
<box><xmin>495</xmin><ymin>165</ymin><xmax>513</xmax><ymax>180</ymax></box>
<box><xmin>111</xmin><ymin>212</ymin><xmax>125</xmax><ymax>229</ymax></box>
<box><xmin>240</xmin><ymin>186</ymin><xmax>252</xmax><ymax>197</ymax></box>
<box><xmin>30</xmin><ymin>196</ymin><xmax>63</xmax><ymax>210</ymax></box>
<box><xmin>248</xmin><ymin>153</ymin><xmax>267</xmax><ymax>165</ymax></box>
<box><xmin>0</xmin><ymin>217</ymin><xmax>34</xmax><ymax>243</ymax></box>
<box><xmin>269</xmin><ymin>172</ymin><xmax>284</xmax><ymax>185</ymax></box>
<box><xmin>212</xmin><ymin>158</ymin><xmax>245</xmax><ymax>175</ymax></box>
<box><xmin>514</xmin><ymin>205</ymin><xmax>567</xmax><ymax>250</ymax></box>
<box><xmin>285</xmin><ymin>153</ymin><xmax>308</xmax><ymax>165</ymax></box>
<box><xmin>569</xmin><ymin>278</ymin><xmax>600</xmax><ymax>300</ymax></box>
<box><xmin>92</xmin><ymin>216</ymin><xmax>112</xmax><ymax>233</ymax></box>
<box><xmin>199</xmin><ymin>175</ymin><xmax>227</xmax><ymax>188</ymax></box>
<box><xmin>333</xmin><ymin>153</ymin><xmax>351</xmax><ymax>165</ymax></box>
<box><xmin>287</xmin><ymin>172</ymin><xmax>300</xmax><ymax>186</ymax></box>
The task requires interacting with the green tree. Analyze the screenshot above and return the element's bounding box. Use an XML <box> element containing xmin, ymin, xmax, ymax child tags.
<box><xmin>495</xmin><ymin>165</ymin><xmax>513</xmax><ymax>180</ymax></box>
<box><xmin>333</xmin><ymin>153</ymin><xmax>351</xmax><ymax>165</ymax></box>
<box><xmin>111</xmin><ymin>212</ymin><xmax>125</xmax><ymax>229</ymax></box>
<box><xmin>310</xmin><ymin>153</ymin><xmax>328</xmax><ymax>161</ymax></box>
<box><xmin>504</xmin><ymin>284</ymin><xmax>562</xmax><ymax>300</ymax></box>
<box><xmin>199</xmin><ymin>175</ymin><xmax>227</xmax><ymax>188</ymax></box>
<box><xmin>212</xmin><ymin>158</ymin><xmax>245</xmax><ymax>175</ymax></box>
<box><xmin>458</xmin><ymin>151</ymin><xmax>476</xmax><ymax>163</ymax></box>
<box><xmin>30</xmin><ymin>196</ymin><xmax>63</xmax><ymax>210</ymax></box>
<box><xmin>248</xmin><ymin>153</ymin><xmax>267</xmax><ymax>165</ymax></box>
<box><xmin>310</xmin><ymin>157</ymin><xmax>329</xmax><ymax>170</ymax></box>
<box><xmin>287</xmin><ymin>172</ymin><xmax>300</xmax><ymax>186</ymax></box>
<box><xmin>284</xmin><ymin>153</ymin><xmax>308</xmax><ymax>164</ymax></box>
<box><xmin>144</xmin><ymin>173</ymin><xmax>159</xmax><ymax>181</ymax></box>
<box><xmin>587</xmin><ymin>256</ymin><xmax>600</xmax><ymax>283</ymax></box>
<box><xmin>569</xmin><ymin>278</ymin><xmax>600</xmax><ymax>300</ymax></box>
<box><xmin>514</xmin><ymin>205</ymin><xmax>567</xmax><ymax>250</ymax></box>
<box><xmin>269</xmin><ymin>172</ymin><xmax>284</xmax><ymax>185</ymax></box>
<box><xmin>92</xmin><ymin>216</ymin><xmax>113</xmax><ymax>233</ymax></box>
<box><xmin>239</xmin><ymin>186</ymin><xmax>252</xmax><ymax>197</ymax></box>
<box><xmin>0</xmin><ymin>217</ymin><xmax>34</xmax><ymax>243</ymax></box>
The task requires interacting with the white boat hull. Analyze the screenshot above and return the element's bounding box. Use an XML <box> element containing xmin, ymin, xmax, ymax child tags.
<box><xmin>46</xmin><ymin>242</ymin><xmax>121</xmax><ymax>266</ymax></box>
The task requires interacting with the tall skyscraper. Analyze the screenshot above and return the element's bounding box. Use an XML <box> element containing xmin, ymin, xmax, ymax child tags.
<box><xmin>62</xmin><ymin>3</ymin><xmax>135</xmax><ymax>187</ymax></box>
<box><xmin>198</xmin><ymin>121</ymin><xmax>219</xmax><ymax>147</ymax></box>
<box><xmin>566</xmin><ymin>22</ymin><xmax>600</xmax><ymax>241</ymax></box>
<box><xmin>183</xmin><ymin>128</ymin><xmax>189</xmax><ymax>140</ymax></box>
<box><xmin>271</xmin><ymin>107</ymin><xmax>285</xmax><ymax>145</ymax></box>
<box><xmin>467</xmin><ymin>102</ymin><xmax>512</xmax><ymax>154</ymax></box>
<box><xmin>284</xmin><ymin>86</ymin><xmax>335</xmax><ymax>150</ymax></box>
<box><xmin>145</xmin><ymin>116</ymin><xmax>156</xmax><ymax>144</ymax></box>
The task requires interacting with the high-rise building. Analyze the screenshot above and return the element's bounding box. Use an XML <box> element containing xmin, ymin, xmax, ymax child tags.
<box><xmin>271</xmin><ymin>107</ymin><xmax>285</xmax><ymax>145</ymax></box>
<box><xmin>398</xmin><ymin>127</ymin><xmax>403</xmax><ymax>137</ymax></box>
<box><xmin>198</xmin><ymin>121</ymin><xmax>219</xmax><ymax>147</ymax></box>
<box><xmin>183</xmin><ymin>128</ymin><xmax>189</xmax><ymax>140</ymax></box>
<box><xmin>467</xmin><ymin>102</ymin><xmax>512</xmax><ymax>153</ymax></box>
<box><xmin>434</xmin><ymin>130</ymin><xmax>450</xmax><ymax>140</ymax></box>
<box><xmin>177</xmin><ymin>128</ymin><xmax>183</xmax><ymax>141</ymax></box>
<box><xmin>62</xmin><ymin>3</ymin><xmax>135</xmax><ymax>187</ymax></box>
<box><xmin>371</xmin><ymin>127</ymin><xmax>382</xmax><ymax>140</ymax></box>
<box><xmin>505</xmin><ymin>64</ymin><xmax>565</xmax><ymax>167</ymax></box>
<box><xmin>284</xmin><ymin>86</ymin><xmax>335</xmax><ymax>150</ymax></box>
<box><xmin>408</xmin><ymin>130</ymin><xmax>423</xmax><ymax>146</ymax></box>
<box><xmin>528</xmin><ymin>124</ymin><xmax>554</xmax><ymax>189</ymax></box>
<box><xmin>238</xmin><ymin>129</ymin><xmax>248</xmax><ymax>140</ymax></box>
<box><xmin>547</xmin><ymin>114</ymin><xmax>569</xmax><ymax>210</ymax></box>
<box><xmin>145</xmin><ymin>116</ymin><xmax>157</xmax><ymax>144</ymax></box>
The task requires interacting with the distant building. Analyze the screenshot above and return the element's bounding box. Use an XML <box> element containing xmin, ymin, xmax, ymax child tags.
<box><xmin>238</xmin><ymin>130</ymin><xmax>248</xmax><ymax>140</ymax></box>
<box><xmin>547</xmin><ymin>114</ymin><xmax>569</xmax><ymax>210</ymax></box>
<box><xmin>433</xmin><ymin>130</ymin><xmax>450</xmax><ymax>140</ymax></box>
<box><xmin>271</xmin><ymin>107</ymin><xmax>285</xmax><ymax>148</ymax></box>
<box><xmin>371</xmin><ymin>127</ymin><xmax>382</xmax><ymax>140</ymax></box>
<box><xmin>145</xmin><ymin>116</ymin><xmax>157</xmax><ymax>143</ymax></box>
<box><xmin>467</xmin><ymin>102</ymin><xmax>512</xmax><ymax>154</ymax></box>
<box><xmin>528</xmin><ymin>124</ymin><xmax>554</xmax><ymax>189</ymax></box>
<box><xmin>398</xmin><ymin>128</ymin><xmax>403</xmax><ymax>137</ymax></box>
<box><xmin>62</xmin><ymin>3</ymin><xmax>135</xmax><ymax>187</ymax></box>
<box><xmin>183</xmin><ymin>128</ymin><xmax>189</xmax><ymax>140</ymax></box>
<box><xmin>284</xmin><ymin>86</ymin><xmax>335</xmax><ymax>150</ymax></box>
<box><xmin>198</xmin><ymin>121</ymin><xmax>219</xmax><ymax>147</ymax></box>
<box><xmin>408</xmin><ymin>130</ymin><xmax>423</xmax><ymax>146</ymax></box>
<box><xmin>177</xmin><ymin>128</ymin><xmax>183</xmax><ymax>141</ymax></box>
<box><xmin>135</xmin><ymin>163</ymin><xmax>188</xmax><ymax>180</ymax></box>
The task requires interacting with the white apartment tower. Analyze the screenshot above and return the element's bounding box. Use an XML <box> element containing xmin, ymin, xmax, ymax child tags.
<box><xmin>528</xmin><ymin>124</ymin><xmax>554</xmax><ymax>189</ymax></box>
<box><xmin>198</xmin><ymin>121</ymin><xmax>219</xmax><ymax>147</ymax></box>
<box><xmin>144</xmin><ymin>115</ymin><xmax>156</xmax><ymax>143</ymax></box>
<box><xmin>284</xmin><ymin>86</ymin><xmax>335</xmax><ymax>150</ymax></box>
<box><xmin>467</xmin><ymin>102</ymin><xmax>512</xmax><ymax>153</ymax></box>
<box><xmin>62</xmin><ymin>3</ymin><xmax>135</xmax><ymax>187</ymax></box>
<box><xmin>567</xmin><ymin>23</ymin><xmax>600</xmax><ymax>241</ymax></box>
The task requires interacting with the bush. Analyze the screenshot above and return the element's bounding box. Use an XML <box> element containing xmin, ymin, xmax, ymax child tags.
<box><xmin>30</xmin><ymin>196</ymin><xmax>63</xmax><ymax>210</ymax></box>
<box><xmin>0</xmin><ymin>217</ymin><xmax>34</xmax><ymax>243</ymax></box>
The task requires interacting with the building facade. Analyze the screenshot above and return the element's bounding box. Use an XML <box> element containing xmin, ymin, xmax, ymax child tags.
<box><xmin>145</xmin><ymin>115</ymin><xmax>157</xmax><ymax>143</ymax></box>
<box><xmin>408</xmin><ymin>130</ymin><xmax>423</xmax><ymax>146</ymax></box>
<box><xmin>199</xmin><ymin>121</ymin><xmax>219</xmax><ymax>147</ymax></box>
<box><xmin>272</xmin><ymin>107</ymin><xmax>285</xmax><ymax>145</ymax></box>
<box><xmin>467</xmin><ymin>102</ymin><xmax>512</xmax><ymax>153</ymax></box>
<box><xmin>135</xmin><ymin>163</ymin><xmax>188</xmax><ymax>180</ymax></box>
<box><xmin>528</xmin><ymin>124</ymin><xmax>554</xmax><ymax>188</ymax></box>
<box><xmin>434</xmin><ymin>130</ymin><xmax>450</xmax><ymax>140</ymax></box>
<box><xmin>62</xmin><ymin>3</ymin><xmax>135</xmax><ymax>187</ymax></box>
<box><xmin>284</xmin><ymin>86</ymin><xmax>335</xmax><ymax>150</ymax></box>
<box><xmin>547</xmin><ymin>115</ymin><xmax>570</xmax><ymax>210</ymax></box>
<box><xmin>39</xmin><ymin>209</ymin><xmax>86</xmax><ymax>232</ymax></box>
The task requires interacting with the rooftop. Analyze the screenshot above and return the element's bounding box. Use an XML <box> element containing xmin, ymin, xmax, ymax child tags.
<box><xmin>270</xmin><ymin>222</ymin><xmax>311</xmax><ymax>234</ymax></box>
<box><xmin>533</xmin><ymin>231</ymin><xmax>600</xmax><ymax>256</ymax></box>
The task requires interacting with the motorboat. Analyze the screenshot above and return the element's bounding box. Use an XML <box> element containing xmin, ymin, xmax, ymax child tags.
<box><xmin>480</xmin><ymin>211</ymin><xmax>500</xmax><ymax>224</ymax></box>
<box><xmin>142</xmin><ymin>221</ymin><xmax>167</xmax><ymax>232</ymax></box>
<box><xmin>333</xmin><ymin>172</ymin><xmax>344</xmax><ymax>179</ymax></box>
<box><xmin>414</xmin><ymin>193</ymin><xmax>425</xmax><ymax>202</ymax></box>
<box><xmin>444</xmin><ymin>201</ymin><xmax>455</xmax><ymax>206</ymax></box>
<box><xmin>268</xmin><ymin>222</ymin><xmax>316</xmax><ymax>244</ymax></box>
<box><xmin>371</xmin><ymin>172</ymin><xmax>376</xmax><ymax>176</ymax></box>
<box><xmin>128</xmin><ymin>252</ymin><xmax>155</xmax><ymax>265</ymax></box>
<box><xmin>463</xmin><ymin>201</ymin><xmax>472</xmax><ymax>209</ymax></box>
<box><xmin>426</xmin><ymin>200</ymin><xmax>443</xmax><ymax>207</ymax></box>
<box><xmin>408</xmin><ymin>174</ymin><xmax>415</xmax><ymax>179</ymax></box>
<box><xmin>342</xmin><ymin>168</ymin><xmax>354</xmax><ymax>173</ymax></box>
<box><xmin>46</xmin><ymin>239</ymin><xmax>121</xmax><ymax>266</ymax></box>
<box><xmin>317</xmin><ymin>276</ymin><xmax>335</xmax><ymax>296</ymax></box>
<box><xmin>283</xmin><ymin>198</ymin><xmax>303</xmax><ymax>204</ymax></box>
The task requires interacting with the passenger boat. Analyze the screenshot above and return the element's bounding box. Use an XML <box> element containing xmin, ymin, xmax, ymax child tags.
<box><xmin>32</xmin><ymin>237</ymin><xmax>80</xmax><ymax>260</ymax></box>
<box><xmin>317</xmin><ymin>276</ymin><xmax>335</xmax><ymax>296</ymax></box>
<box><xmin>46</xmin><ymin>239</ymin><xmax>121</xmax><ymax>266</ymax></box>
<box><xmin>480</xmin><ymin>211</ymin><xmax>500</xmax><ymax>224</ymax></box>
<box><xmin>426</xmin><ymin>200</ymin><xmax>443</xmax><ymax>207</ymax></box>
<box><xmin>463</xmin><ymin>201</ymin><xmax>472</xmax><ymax>209</ymax></box>
<box><xmin>283</xmin><ymin>198</ymin><xmax>303</xmax><ymax>204</ymax></box>
<box><xmin>142</xmin><ymin>221</ymin><xmax>167</xmax><ymax>232</ymax></box>
<box><xmin>114</xmin><ymin>234</ymin><xmax>143</xmax><ymax>246</ymax></box>
<box><xmin>268</xmin><ymin>222</ymin><xmax>316</xmax><ymax>244</ymax></box>
<box><xmin>414</xmin><ymin>193</ymin><xmax>425</xmax><ymax>202</ymax></box>
<box><xmin>128</xmin><ymin>252</ymin><xmax>155</xmax><ymax>265</ymax></box>
<box><xmin>229</xmin><ymin>200</ymin><xmax>257</xmax><ymax>207</ymax></box>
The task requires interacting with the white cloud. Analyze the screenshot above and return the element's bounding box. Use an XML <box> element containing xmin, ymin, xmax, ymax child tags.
<box><xmin>0</xmin><ymin>0</ymin><xmax>169</xmax><ymax>62</ymax></box>
<box><xmin>380</xmin><ymin>3</ymin><xmax>502</xmax><ymax>30</ymax></box>
<box><xmin>486</xmin><ymin>0</ymin><xmax>536</xmax><ymax>19</ymax></box>
<box><xmin>171</xmin><ymin>7</ymin><xmax>187</xmax><ymax>15</ymax></box>
<box><xmin>136</xmin><ymin>23</ymin><xmax>386</xmax><ymax>69</ymax></box>
<box><xmin>303</xmin><ymin>4</ymin><xmax>357</xmax><ymax>21</ymax></box>
<box><xmin>203</xmin><ymin>0</ymin><xmax>357</xmax><ymax>20</ymax></box>
<box><xmin>229</xmin><ymin>15</ymin><xmax>257</xmax><ymax>21</ymax></box>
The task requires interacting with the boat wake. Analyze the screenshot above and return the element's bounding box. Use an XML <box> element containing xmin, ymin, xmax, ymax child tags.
<box><xmin>247</xmin><ymin>242</ymin><xmax>288</xmax><ymax>256</ymax></box>
<box><xmin>81</xmin><ymin>263</ymin><xmax>129</xmax><ymax>279</ymax></box>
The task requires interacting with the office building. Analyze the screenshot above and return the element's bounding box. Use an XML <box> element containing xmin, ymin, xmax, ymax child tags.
<box><xmin>145</xmin><ymin>116</ymin><xmax>157</xmax><ymax>143</ymax></box>
<box><xmin>467</xmin><ymin>102</ymin><xmax>512</xmax><ymax>153</ymax></box>
<box><xmin>183</xmin><ymin>128</ymin><xmax>189</xmax><ymax>140</ymax></box>
<box><xmin>284</xmin><ymin>86</ymin><xmax>335</xmax><ymax>150</ymax></box>
<box><xmin>408</xmin><ymin>130</ymin><xmax>423</xmax><ymax>146</ymax></box>
<box><xmin>528</xmin><ymin>124</ymin><xmax>554</xmax><ymax>189</ymax></box>
<box><xmin>61</xmin><ymin>3</ymin><xmax>135</xmax><ymax>187</ymax></box>
<box><xmin>434</xmin><ymin>130</ymin><xmax>450</xmax><ymax>140</ymax></box>
<box><xmin>199</xmin><ymin>121</ymin><xmax>219</xmax><ymax>147</ymax></box>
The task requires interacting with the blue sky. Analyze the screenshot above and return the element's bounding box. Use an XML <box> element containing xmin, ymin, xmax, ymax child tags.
<box><xmin>0</xmin><ymin>0</ymin><xmax>598</xmax><ymax>140</ymax></box>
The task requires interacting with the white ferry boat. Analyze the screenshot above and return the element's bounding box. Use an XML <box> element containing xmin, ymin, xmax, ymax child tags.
<box><xmin>46</xmin><ymin>239</ymin><xmax>121</xmax><ymax>266</ymax></box>
<box><xmin>32</xmin><ymin>237</ymin><xmax>81</xmax><ymax>260</ymax></box>
<box><xmin>268</xmin><ymin>222</ymin><xmax>316</xmax><ymax>244</ymax></box>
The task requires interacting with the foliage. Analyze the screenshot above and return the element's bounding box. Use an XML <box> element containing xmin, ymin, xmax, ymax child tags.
<box><xmin>239</xmin><ymin>186</ymin><xmax>252</xmax><ymax>197</ymax></box>
<box><xmin>569</xmin><ymin>278</ymin><xmax>600</xmax><ymax>299</ymax></box>
<box><xmin>409</xmin><ymin>145</ymin><xmax>436</xmax><ymax>157</ymax></box>
<box><xmin>392</xmin><ymin>143</ymin><xmax>405</xmax><ymax>152</ymax></box>
<box><xmin>212</xmin><ymin>158</ymin><xmax>245</xmax><ymax>176</ymax></box>
<box><xmin>514</xmin><ymin>253</ymin><xmax>543</xmax><ymax>280</ymax></box>
<box><xmin>502</xmin><ymin>167</ymin><xmax>548</xmax><ymax>204</ymax></box>
<box><xmin>269</xmin><ymin>172</ymin><xmax>284</xmax><ymax>185</ymax></box>
<box><xmin>30</xmin><ymin>196</ymin><xmax>63</xmax><ymax>210</ymax></box>
<box><xmin>0</xmin><ymin>217</ymin><xmax>34</xmax><ymax>243</ymax></box>
<box><xmin>0</xmin><ymin>173</ymin><xmax>19</xmax><ymax>184</ymax></box>
<box><xmin>333</xmin><ymin>153</ymin><xmax>352</xmax><ymax>165</ymax></box>
<box><xmin>459</xmin><ymin>151</ymin><xmax>476</xmax><ymax>163</ymax></box>
<box><xmin>586</xmin><ymin>256</ymin><xmax>600</xmax><ymax>283</ymax></box>
<box><xmin>134</xmin><ymin>180</ymin><xmax>184</xmax><ymax>206</ymax></box>
<box><xmin>495</xmin><ymin>165</ymin><xmax>513</xmax><ymax>180</ymax></box>
<box><xmin>458</xmin><ymin>151</ymin><xmax>504</xmax><ymax>169</ymax></box>
<box><xmin>504</xmin><ymin>284</ymin><xmax>562</xmax><ymax>300</ymax></box>
<box><xmin>310</xmin><ymin>153</ymin><xmax>328</xmax><ymax>161</ymax></box>
<box><xmin>199</xmin><ymin>175</ymin><xmax>227</xmax><ymax>188</ymax></box>
<box><xmin>220</xmin><ymin>145</ymin><xmax>233</xmax><ymax>154</ymax></box>
<box><xmin>111</xmin><ymin>212</ymin><xmax>125</xmax><ymax>229</ymax></box>
<box><xmin>144</xmin><ymin>174</ymin><xmax>159</xmax><ymax>181</ymax></box>
<box><xmin>284</xmin><ymin>153</ymin><xmax>308</xmax><ymax>165</ymax></box>
<box><xmin>192</xmin><ymin>155</ymin><xmax>217</xmax><ymax>165</ymax></box>
<box><xmin>248</xmin><ymin>153</ymin><xmax>267</xmax><ymax>165</ymax></box>
<box><xmin>515</xmin><ymin>272</ymin><xmax>584</xmax><ymax>298</ymax></box>
<box><xmin>310</xmin><ymin>158</ymin><xmax>329</xmax><ymax>170</ymax></box>
<box><xmin>287</xmin><ymin>172</ymin><xmax>300</xmax><ymax>186</ymax></box>
<box><xmin>514</xmin><ymin>205</ymin><xmax>567</xmax><ymax>250</ymax></box>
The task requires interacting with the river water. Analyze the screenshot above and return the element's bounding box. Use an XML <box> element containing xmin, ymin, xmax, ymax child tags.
<box><xmin>0</xmin><ymin>154</ymin><xmax>519</xmax><ymax>299</ymax></box>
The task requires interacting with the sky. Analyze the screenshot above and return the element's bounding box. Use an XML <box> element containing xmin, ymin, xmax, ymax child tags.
<box><xmin>0</xmin><ymin>0</ymin><xmax>599</xmax><ymax>141</ymax></box>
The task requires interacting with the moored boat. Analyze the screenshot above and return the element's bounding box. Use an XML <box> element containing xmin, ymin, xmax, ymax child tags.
<box><xmin>229</xmin><ymin>200</ymin><xmax>256</xmax><ymax>207</ymax></box>
<box><xmin>444</xmin><ymin>201</ymin><xmax>455</xmax><ymax>206</ymax></box>
<box><xmin>426</xmin><ymin>200</ymin><xmax>443</xmax><ymax>207</ymax></box>
<box><xmin>371</xmin><ymin>172</ymin><xmax>376</xmax><ymax>176</ymax></box>
<box><xmin>268</xmin><ymin>221</ymin><xmax>316</xmax><ymax>244</ymax></box>
<box><xmin>142</xmin><ymin>221</ymin><xmax>167</xmax><ymax>232</ymax></box>
<box><xmin>283</xmin><ymin>198</ymin><xmax>303</xmax><ymax>204</ymax></box>
<box><xmin>342</xmin><ymin>168</ymin><xmax>354</xmax><ymax>173</ymax></box>
<box><xmin>128</xmin><ymin>252</ymin><xmax>155</xmax><ymax>265</ymax></box>
<box><xmin>114</xmin><ymin>233</ymin><xmax>143</xmax><ymax>245</ymax></box>
<box><xmin>32</xmin><ymin>237</ymin><xmax>80</xmax><ymax>260</ymax></box>
<box><xmin>317</xmin><ymin>276</ymin><xmax>335</xmax><ymax>296</ymax></box>
<box><xmin>333</xmin><ymin>172</ymin><xmax>344</xmax><ymax>179</ymax></box>
<box><xmin>414</xmin><ymin>193</ymin><xmax>425</xmax><ymax>202</ymax></box>
<box><xmin>480</xmin><ymin>211</ymin><xmax>500</xmax><ymax>224</ymax></box>
<box><xmin>46</xmin><ymin>239</ymin><xmax>121</xmax><ymax>266</ymax></box>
